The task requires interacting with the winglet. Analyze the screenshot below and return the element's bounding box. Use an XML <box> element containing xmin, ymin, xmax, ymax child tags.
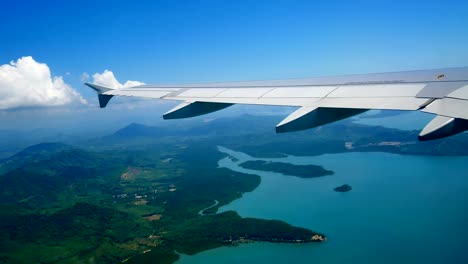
<box><xmin>85</xmin><ymin>83</ymin><xmax>114</xmax><ymax>108</ymax></box>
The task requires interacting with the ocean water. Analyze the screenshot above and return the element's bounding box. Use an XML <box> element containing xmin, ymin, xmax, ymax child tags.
<box><xmin>352</xmin><ymin>110</ymin><xmax>434</xmax><ymax>130</ymax></box>
<box><xmin>178</xmin><ymin>147</ymin><xmax>468</xmax><ymax>264</ymax></box>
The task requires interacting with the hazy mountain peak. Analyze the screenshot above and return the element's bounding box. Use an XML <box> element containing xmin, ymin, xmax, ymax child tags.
<box><xmin>6</xmin><ymin>142</ymin><xmax>72</xmax><ymax>160</ymax></box>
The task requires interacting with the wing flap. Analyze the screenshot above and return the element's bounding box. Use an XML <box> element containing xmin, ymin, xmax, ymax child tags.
<box><xmin>446</xmin><ymin>84</ymin><xmax>468</xmax><ymax>100</ymax></box>
<box><xmin>422</xmin><ymin>98</ymin><xmax>468</xmax><ymax>120</ymax></box>
<box><xmin>327</xmin><ymin>84</ymin><xmax>425</xmax><ymax>98</ymax></box>
<box><xmin>416</xmin><ymin>82</ymin><xmax>468</xmax><ymax>98</ymax></box>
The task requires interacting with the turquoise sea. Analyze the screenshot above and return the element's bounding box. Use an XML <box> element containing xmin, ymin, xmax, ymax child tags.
<box><xmin>178</xmin><ymin>146</ymin><xmax>468</xmax><ymax>264</ymax></box>
<box><xmin>352</xmin><ymin>110</ymin><xmax>433</xmax><ymax>130</ymax></box>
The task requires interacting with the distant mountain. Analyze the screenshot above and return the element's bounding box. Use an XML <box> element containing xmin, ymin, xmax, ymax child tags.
<box><xmin>0</xmin><ymin>143</ymin><xmax>110</xmax><ymax>207</ymax></box>
<box><xmin>102</xmin><ymin>114</ymin><xmax>282</xmax><ymax>143</ymax></box>
<box><xmin>188</xmin><ymin>114</ymin><xmax>281</xmax><ymax>136</ymax></box>
<box><xmin>93</xmin><ymin>113</ymin><xmax>468</xmax><ymax>156</ymax></box>
<box><xmin>0</xmin><ymin>129</ymin><xmax>85</xmax><ymax>159</ymax></box>
<box><xmin>0</xmin><ymin>142</ymin><xmax>73</xmax><ymax>172</ymax></box>
<box><xmin>109</xmin><ymin>122</ymin><xmax>174</xmax><ymax>139</ymax></box>
<box><xmin>5</xmin><ymin>142</ymin><xmax>71</xmax><ymax>159</ymax></box>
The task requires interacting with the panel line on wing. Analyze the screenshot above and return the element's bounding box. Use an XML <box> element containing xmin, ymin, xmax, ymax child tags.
<box><xmin>258</xmin><ymin>88</ymin><xmax>277</xmax><ymax>99</ymax></box>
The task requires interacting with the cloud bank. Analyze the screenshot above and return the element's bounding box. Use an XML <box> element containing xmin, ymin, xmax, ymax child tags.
<box><xmin>92</xmin><ymin>70</ymin><xmax>145</xmax><ymax>89</ymax></box>
<box><xmin>0</xmin><ymin>56</ymin><xmax>86</xmax><ymax>110</ymax></box>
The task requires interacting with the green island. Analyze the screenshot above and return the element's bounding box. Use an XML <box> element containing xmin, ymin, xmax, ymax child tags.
<box><xmin>334</xmin><ymin>184</ymin><xmax>352</xmax><ymax>192</ymax></box>
<box><xmin>1</xmin><ymin>114</ymin><xmax>468</xmax><ymax>263</ymax></box>
<box><xmin>239</xmin><ymin>160</ymin><xmax>334</xmax><ymax>178</ymax></box>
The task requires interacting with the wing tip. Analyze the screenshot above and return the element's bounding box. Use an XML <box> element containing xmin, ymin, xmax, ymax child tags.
<box><xmin>85</xmin><ymin>83</ymin><xmax>114</xmax><ymax>108</ymax></box>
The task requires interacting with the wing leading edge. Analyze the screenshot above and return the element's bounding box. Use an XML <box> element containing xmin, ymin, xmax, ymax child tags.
<box><xmin>85</xmin><ymin>67</ymin><xmax>468</xmax><ymax>141</ymax></box>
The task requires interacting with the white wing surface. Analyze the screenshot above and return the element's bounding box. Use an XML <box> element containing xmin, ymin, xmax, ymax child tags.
<box><xmin>86</xmin><ymin>67</ymin><xmax>468</xmax><ymax>141</ymax></box>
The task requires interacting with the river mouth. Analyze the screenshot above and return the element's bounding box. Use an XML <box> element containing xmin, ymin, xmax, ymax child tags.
<box><xmin>178</xmin><ymin>147</ymin><xmax>468</xmax><ymax>264</ymax></box>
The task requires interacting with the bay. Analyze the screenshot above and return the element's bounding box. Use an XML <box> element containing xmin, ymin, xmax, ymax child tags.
<box><xmin>178</xmin><ymin>147</ymin><xmax>468</xmax><ymax>264</ymax></box>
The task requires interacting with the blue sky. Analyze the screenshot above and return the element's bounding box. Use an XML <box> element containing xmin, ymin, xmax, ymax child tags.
<box><xmin>1</xmin><ymin>0</ymin><xmax>468</xmax><ymax>133</ymax></box>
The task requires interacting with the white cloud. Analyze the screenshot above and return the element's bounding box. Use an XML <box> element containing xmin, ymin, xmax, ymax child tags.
<box><xmin>90</xmin><ymin>70</ymin><xmax>149</xmax><ymax>109</ymax></box>
<box><xmin>92</xmin><ymin>70</ymin><xmax>145</xmax><ymax>89</ymax></box>
<box><xmin>0</xmin><ymin>56</ymin><xmax>87</xmax><ymax>110</ymax></box>
<box><xmin>80</xmin><ymin>72</ymin><xmax>90</xmax><ymax>82</ymax></box>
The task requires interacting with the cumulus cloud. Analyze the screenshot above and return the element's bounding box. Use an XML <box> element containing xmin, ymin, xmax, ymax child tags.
<box><xmin>0</xmin><ymin>56</ymin><xmax>87</xmax><ymax>110</ymax></box>
<box><xmin>80</xmin><ymin>72</ymin><xmax>90</xmax><ymax>82</ymax></box>
<box><xmin>92</xmin><ymin>70</ymin><xmax>145</xmax><ymax>89</ymax></box>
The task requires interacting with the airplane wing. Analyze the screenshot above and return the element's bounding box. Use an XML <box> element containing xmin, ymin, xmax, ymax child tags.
<box><xmin>85</xmin><ymin>67</ymin><xmax>468</xmax><ymax>141</ymax></box>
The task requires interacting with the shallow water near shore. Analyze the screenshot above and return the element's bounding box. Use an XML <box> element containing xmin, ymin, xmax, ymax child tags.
<box><xmin>178</xmin><ymin>147</ymin><xmax>468</xmax><ymax>264</ymax></box>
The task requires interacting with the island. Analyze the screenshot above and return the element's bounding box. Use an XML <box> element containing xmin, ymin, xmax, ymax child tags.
<box><xmin>334</xmin><ymin>184</ymin><xmax>352</xmax><ymax>192</ymax></box>
<box><xmin>239</xmin><ymin>160</ymin><xmax>334</xmax><ymax>178</ymax></box>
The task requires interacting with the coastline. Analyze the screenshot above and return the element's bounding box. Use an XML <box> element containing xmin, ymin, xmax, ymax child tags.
<box><xmin>178</xmin><ymin>149</ymin><xmax>468</xmax><ymax>264</ymax></box>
